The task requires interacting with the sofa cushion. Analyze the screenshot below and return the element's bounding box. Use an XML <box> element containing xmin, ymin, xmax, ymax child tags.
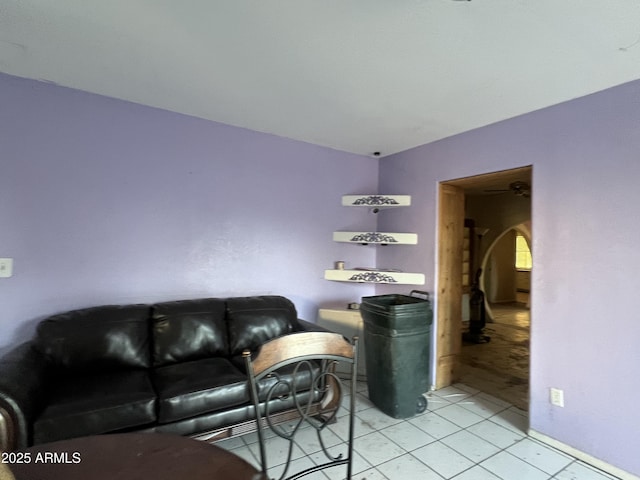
<box><xmin>226</xmin><ymin>296</ymin><xmax>296</xmax><ymax>356</ymax></box>
<box><xmin>152</xmin><ymin>358</ymin><xmax>248</xmax><ymax>424</ymax></box>
<box><xmin>33</xmin><ymin>370</ymin><xmax>156</xmax><ymax>444</ymax></box>
<box><xmin>151</xmin><ymin>298</ymin><xmax>227</xmax><ymax>367</ymax></box>
<box><xmin>36</xmin><ymin>305</ymin><xmax>151</xmax><ymax>372</ymax></box>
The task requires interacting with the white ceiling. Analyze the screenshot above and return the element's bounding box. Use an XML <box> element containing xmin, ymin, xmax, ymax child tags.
<box><xmin>2</xmin><ymin>1</ymin><xmax>640</xmax><ymax>157</ymax></box>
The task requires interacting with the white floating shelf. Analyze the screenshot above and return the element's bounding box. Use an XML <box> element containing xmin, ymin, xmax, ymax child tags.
<box><xmin>342</xmin><ymin>195</ymin><xmax>411</xmax><ymax>207</ymax></box>
<box><xmin>324</xmin><ymin>269</ymin><xmax>425</xmax><ymax>285</ymax></box>
<box><xmin>333</xmin><ymin>231</ymin><xmax>418</xmax><ymax>245</ymax></box>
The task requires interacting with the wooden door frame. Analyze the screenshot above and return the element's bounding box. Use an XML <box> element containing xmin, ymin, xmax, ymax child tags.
<box><xmin>435</xmin><ymin>183</ymin><xmax>465</xmax><ymax>388</ymax></box>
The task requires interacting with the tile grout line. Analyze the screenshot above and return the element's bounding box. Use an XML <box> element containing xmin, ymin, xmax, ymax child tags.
<box><xmin>373</xmin><ymin>387</ymin><xmax>548</xmax><ymax>479</ymax></box>
<box><xmin>426</xmin><ymin>397</ymin><xmax>558</xmax><ymax>479</ymax></box>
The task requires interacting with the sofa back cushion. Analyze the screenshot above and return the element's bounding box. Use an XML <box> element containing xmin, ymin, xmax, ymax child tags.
<box><xmin>36</xmin><ymin>305</ymin><xmax>151</xmax><ymax>372</ymax></box>
<box><xmin>226</xmin><ymin>296</ymin><xmax>296</xmax><ymax>356</ymax></box>
<box><xmin>151</xmin><ymin>298</ymin><xmax>228</xmax><ymax>367</ymax></box>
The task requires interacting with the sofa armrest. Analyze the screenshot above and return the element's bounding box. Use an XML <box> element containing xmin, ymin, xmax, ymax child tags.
<box><xmin>295</xmin><ymin>319</ymin><xmax>333</xmax><ymax>333</ymax></box>
<box><xmin>0</xmin><ymin>342</ymin><xmax>50</xmax><ymax>450</ymax></box>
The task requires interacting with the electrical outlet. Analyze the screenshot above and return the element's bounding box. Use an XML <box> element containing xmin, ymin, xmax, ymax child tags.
<box><xmin>550</xmin><ymin>387</ymin><xmax>564</xmax><ymax>407</ymax></box>
<box><xmin>0</xmin><ymin>258</ymin><xmax>13</xmax><ymax>278</ymax></box>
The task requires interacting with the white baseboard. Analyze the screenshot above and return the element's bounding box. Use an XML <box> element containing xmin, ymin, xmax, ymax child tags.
<box><xmin>528</xmin><ymin>429</ymin><xmax>640</xmax><ymax>480</ymax></box>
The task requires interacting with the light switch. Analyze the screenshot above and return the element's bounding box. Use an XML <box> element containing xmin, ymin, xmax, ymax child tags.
<box><xmin>0</xmin><ymin>258</ymin><xmax>13</xmax><ymax>278</ymax></box>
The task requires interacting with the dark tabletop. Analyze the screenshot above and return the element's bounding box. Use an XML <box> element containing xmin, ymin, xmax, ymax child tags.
<box><xmin>7</xmin><ymin>433</ymin><xmax>267</xmax><ymax>480</ymax></box>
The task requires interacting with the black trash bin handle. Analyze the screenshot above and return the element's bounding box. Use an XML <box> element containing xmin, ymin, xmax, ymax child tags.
<box><xmin>410</xmin><ymin>290</ymin><xmax>430</xmax><ymax>301</ymax></box>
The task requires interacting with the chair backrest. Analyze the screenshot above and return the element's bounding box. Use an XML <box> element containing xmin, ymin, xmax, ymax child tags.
<box><xmin>243</xmin><ymin>332</ymin><xmax>358</xmax><ymax>480</ymax></box>
<box><xmin>0</xmin><ymin>452</ymin><xmax>16</xmax><ymax>480</ymax></box>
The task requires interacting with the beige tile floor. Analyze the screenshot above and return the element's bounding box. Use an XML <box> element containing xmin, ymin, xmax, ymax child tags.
<box><xmin>215</xmin><ymin>381</ymin><xmax>620</xmax><ymax>479</ymax></box>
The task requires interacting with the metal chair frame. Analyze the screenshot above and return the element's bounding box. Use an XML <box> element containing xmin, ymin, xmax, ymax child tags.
<box><xmin>243</xmin><ymin>332</ymin><xmax>358</xmax><ymax>480</ymax></box>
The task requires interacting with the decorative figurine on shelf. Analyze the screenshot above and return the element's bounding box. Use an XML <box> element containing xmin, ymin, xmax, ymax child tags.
<box><xmin>463</xmin><ymin>268</ymin><xmax>491</xmax><ymax>344</ymax></box>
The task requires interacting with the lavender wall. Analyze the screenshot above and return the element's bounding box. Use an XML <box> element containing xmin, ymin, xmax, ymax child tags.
<box><xmin>0</xmin><ymin>72</ymin><xmax>378</xmax><ymax>354</ymax></box>
<box><xmin>3</xmin><ymin>69</ymin><xmax>640</xmax><ymax>475</ymax></box>
<box><xmin>378</xmin><ymin>80</ymin><xmax>640</xmax><ymax>475</ymax></box>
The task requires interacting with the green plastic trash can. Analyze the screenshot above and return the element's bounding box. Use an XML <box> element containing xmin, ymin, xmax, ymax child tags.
<box><xmin>360</xmin><ymin>291</ymin><xmax>432</xmax><ymax>418</ymax></box>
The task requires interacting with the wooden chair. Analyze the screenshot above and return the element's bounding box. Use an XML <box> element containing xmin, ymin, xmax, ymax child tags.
<box><xmin>0</xmin><ymin>452</ymin><xmax>16</xmax><ymax>480</ymax></box>
<box><xmin>243</xmin><ymin>332</ymin><xmax>358</xmax><ymax>480</ymax></box>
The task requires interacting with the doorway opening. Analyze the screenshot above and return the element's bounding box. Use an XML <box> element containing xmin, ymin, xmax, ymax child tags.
<box><xmin>462</xmin><ymin>224</ymin><xmax>531</xmax><ymax>410</ymax></box>
<box><xmin>436</xmin><ymin>166</ymin><xmax>532</xmax><ymax>411</ymax></box>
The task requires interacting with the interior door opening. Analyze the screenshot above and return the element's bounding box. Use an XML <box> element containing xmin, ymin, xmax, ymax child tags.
<box><xmin>435</xmin><ymin>166</ymin><xmax>532</xmax><ymax>410</ymax></box>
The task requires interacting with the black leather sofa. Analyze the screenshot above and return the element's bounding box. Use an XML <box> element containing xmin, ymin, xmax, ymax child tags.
<box><xmin>0</xmin><ymin>295</ymin><xmax>330</xmax><ymax>451</ymax></box>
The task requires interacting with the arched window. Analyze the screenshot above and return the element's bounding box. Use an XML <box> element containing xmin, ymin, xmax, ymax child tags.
<box><xmin>515</xmin><ymin>234</ymin><xmax>532</xmax><ymax>270</ymax></box>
